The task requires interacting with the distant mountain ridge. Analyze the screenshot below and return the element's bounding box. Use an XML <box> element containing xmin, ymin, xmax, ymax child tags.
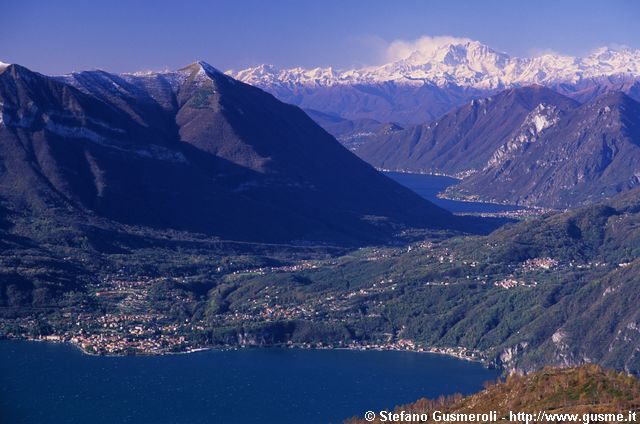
<box><xmin>230</xmin><ymin>39</ymin><xmax>640</xmax><ymax>90</ymax></box>
<box><xmin>227</xmin><ymin>39</ymin><xmax>640</xmax><ymax>127</ymax></box>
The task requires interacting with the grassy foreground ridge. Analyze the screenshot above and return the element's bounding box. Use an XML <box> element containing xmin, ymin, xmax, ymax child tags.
<box><xmin>346</xmin><ymin>365</ymin><xmax>640</xmax><ymax>423</ymax></box>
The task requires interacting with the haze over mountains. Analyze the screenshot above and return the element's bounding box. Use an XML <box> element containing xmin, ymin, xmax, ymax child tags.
<box><xmin>0</xmin><ymin>61</ymin><xmax>461</xmax><ymax>246</ymax></box>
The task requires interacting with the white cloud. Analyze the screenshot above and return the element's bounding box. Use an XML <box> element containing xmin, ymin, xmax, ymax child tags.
<box><xmin>602</xmin><ymin>43</ymin><xmax>632</xmax><ymax>52</ymax></box>
<box><xmin>384</xmin><ymin>35</ymin><xmax>474</xmax><ymax>62</ymax></box>
<box><xmin>526</xmin><ymin>47</ymin><xmax>563</xmax><ymax>57</ymax></box>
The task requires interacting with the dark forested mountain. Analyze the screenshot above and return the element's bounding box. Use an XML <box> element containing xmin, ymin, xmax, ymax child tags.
<box><xmin>0</xmin><ymin>62</ymin><xmax>462</xmax><ymax>246</ymax></box>
<box><xmin>456</xmin><ymin>92</ymin><xmax>640</xmax><ymax>207</ymax></box>
<box><xmin>356</xmin><ymin>85</ymin><xmax>579</xmax><ymax>175</ymax></box>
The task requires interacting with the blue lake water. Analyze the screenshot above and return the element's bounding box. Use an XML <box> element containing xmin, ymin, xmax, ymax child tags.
<box><xmin>0</xmin><ymin>340</ymin><xmax>497</xmax><ymax>424</ymax></box>
<box><xmin>385</xmin><ymin>172</ymin><xmax>521</xmax><ymax>214</ymax></box>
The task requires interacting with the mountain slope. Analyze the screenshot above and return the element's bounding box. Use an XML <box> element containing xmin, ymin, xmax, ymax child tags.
<box><xmin>346</xmin><ymin>365</ymin><xmax>640</xmax><ymax>424</ymax></box>
<box><xmin>208</xmin><ymin>187</ymin><xmax>640</xmax><ymax>374</ymax></box>
<box><xmin>302</xmin><ymin>109</ymin><xmax>386</xmax><ymax>150</ymax></box>
<box><xmin>356</xmin><ymin>85</ymin><xmax>578</xmax><ymax>175</ymax></box>
<box><xmin>454</xmin><ymin>92</ymin><xmax>640</xmax><ymax>207</ymax></box>
<box><xmin>0</xmin><ymin>62</ymin><xmax>460</xmax><ymax>246</ymax></box>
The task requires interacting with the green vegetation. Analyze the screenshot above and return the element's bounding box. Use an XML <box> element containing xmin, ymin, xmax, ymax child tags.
<box><xmin>1</xmin><ymin>189</ymin><xmax>640</xmax><ymax>374</ymax></box>
<box><xmin>346</xmin><ymin>365</ymin><xmax>640</xmax><ymax>423</ymax></box>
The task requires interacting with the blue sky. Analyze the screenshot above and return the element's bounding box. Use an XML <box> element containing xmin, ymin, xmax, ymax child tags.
<box><xmin>1</xmin><ymin>0</ymin><xmax>638</xmax><ymax>74</ymax></box>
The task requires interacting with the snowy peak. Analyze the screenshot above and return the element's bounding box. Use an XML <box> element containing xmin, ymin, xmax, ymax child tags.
<box><xmin>117</xmin><ymin>61</ymin><xmax>225</xmax><ymax>84</ymax></box>
<box><xmin>585</xmin><ymin>46</ymin><xmax>640</xmax><ymax>70</ymax></box>
<box><xmin>179</xmin><ymin>60</ymin><xmax>223</xmax><ymax>77</ymax></box>
<box><xmin>176</xmin><ymin>61</ymin><xmax>230</xmax><ymax>87</ymax></box>
<box><xmin>229</xmin><ymin>40</ymin><xmax>640</xmax><ymax>89</ymax></box>
<box><xmin>116</xmin><ymin>61</ymin><xmax>233</xmax><ymax>93</ymax></box>
<box><xmin>231</xmin><ymin>64</ymin><xmax>341</xmax><ymax>89</ymax></box>
<box><xmin>399</xmin><ymin>39</ymin><xmax>509</xmax><ymax>69</ymax></box>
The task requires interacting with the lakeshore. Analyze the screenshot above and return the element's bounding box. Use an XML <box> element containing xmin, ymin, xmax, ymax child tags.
<box><xmin>0</xmin><ymin>332</ymin><xmax>488</xmax><ymax>365</ymax></box>
<box><xmin>383</xmin><ymin>172</ymin><xmax>531</xmax><ymax>215</ymax></box>
<box><xmin>0</xmin><ymin>339</ymin><xmax>498</xmax><ymax>424</ymax></box>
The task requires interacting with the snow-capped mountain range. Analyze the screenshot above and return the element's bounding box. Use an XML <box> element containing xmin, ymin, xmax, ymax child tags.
<box><xmin>228</xmin><ymin>38</ymin><xmax>640</xmax><ymax>90</ymax></box>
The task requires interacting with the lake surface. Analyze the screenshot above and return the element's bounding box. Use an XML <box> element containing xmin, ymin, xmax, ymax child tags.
<box><xmin>385</xmin><ymin>172</ymin><xmax>521</xmax><ymax>214</ymax></box>
<box><xmin>0</xmin><ymin>340</ymin><xmax>497</xmax><ymax>424</ymax></box>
